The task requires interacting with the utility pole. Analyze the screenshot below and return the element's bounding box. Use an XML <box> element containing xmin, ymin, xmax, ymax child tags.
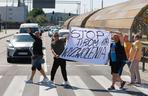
<box><xmin>101</xmin><ymin>0</ymin><xmax>104</xmax><ymax>9</ymax></box>
<box><xmin>5</xmin><ymin>0</ymin><xmax>8</xmax><ymax>34</ymax></box>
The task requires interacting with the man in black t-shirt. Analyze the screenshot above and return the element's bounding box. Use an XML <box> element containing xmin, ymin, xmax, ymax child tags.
<box><xmin>26</xmin><ymin>29</ymin><xmax>49</xmax><ymax>83</ymax></box>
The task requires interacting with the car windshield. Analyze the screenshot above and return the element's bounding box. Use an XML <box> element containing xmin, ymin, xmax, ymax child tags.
<box><xmin>12</xmin><ymin>35</ymin><xmax>34</xmax><ymax>42</ymax></box>
<box><xmin>20</xmin><ymin>28</ymin><xmax>39</xmax><ymax>33</ymax></box>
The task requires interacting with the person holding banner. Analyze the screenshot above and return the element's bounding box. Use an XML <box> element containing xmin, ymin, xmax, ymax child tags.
<box><xmin>50</xmin><ymin>32</ymin><xmax>69</xmax><ymax>85</ymax></box>
<box><xmin>108</xmin><ymin>33</ymin><xmax>126</xmax><ymax>90</ymax></box>
<box><xmin>118</xmin><ymin>34</ymin><xmax>132</xmax><ymax>76</ymax></box>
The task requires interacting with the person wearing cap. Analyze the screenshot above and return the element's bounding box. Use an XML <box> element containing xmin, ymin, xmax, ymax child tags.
<box><xmin>26</xmin><ymin>29</ymin><xmax>49</xmax><ymax>83</ymax></box>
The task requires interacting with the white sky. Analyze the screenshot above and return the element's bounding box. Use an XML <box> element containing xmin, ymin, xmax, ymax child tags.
<box><xmin>43</xmin><ymin>0</ymin><xmax>129</xmax><ymax>14</ymax></box>
<box><xmin>0</xmin><ymin>0</ymin><xmax>129</xmax><ymax>14</ymax></box>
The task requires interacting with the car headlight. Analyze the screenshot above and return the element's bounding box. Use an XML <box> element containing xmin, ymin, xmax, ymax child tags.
<box><xmin>8</xmin><ymin>44</ymin><xmax>14</xmax><ymax>49</ymax></box>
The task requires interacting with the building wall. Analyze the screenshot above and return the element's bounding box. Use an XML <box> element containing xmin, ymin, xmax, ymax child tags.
<box><xmin>0</xmin><ymin>6</ymin><xmax>28</xmax><ymax>22</ymax></box>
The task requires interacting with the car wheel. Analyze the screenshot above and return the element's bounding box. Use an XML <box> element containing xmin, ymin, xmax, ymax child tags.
<box><xmin>7</xmin><ymin>57</ymin><xmax>12</xmax><ymax>63</ymax></box>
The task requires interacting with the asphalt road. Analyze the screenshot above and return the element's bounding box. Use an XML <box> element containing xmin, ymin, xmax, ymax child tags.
<box><xmin>0</xmin><ymin>31</ymin><xmax>148</xmax><ymax>96</ymax></box>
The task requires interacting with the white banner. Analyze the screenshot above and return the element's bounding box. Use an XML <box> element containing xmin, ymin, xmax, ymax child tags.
<box><xmin>60</xmin><ymin>27</ymin><xmax>111</xmax><ymax>64</ymax></box>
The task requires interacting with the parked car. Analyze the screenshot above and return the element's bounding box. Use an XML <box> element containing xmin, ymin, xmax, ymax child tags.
<box><xmin>19</xmin><ymin>23</ymin><xmax>43</xmax><ymax>35</ymax></box>
<box><xmin>48</xmin><ymin>28</ymin><xmax>59</xmax><ymax>37</ymax></box>
<box><xmin>58</xmin><ymin>29</ymin><xmax>70</xmax><ymax>39</ymax></box>
<box><xmin>6</xmin><ymin>33</ymin><xmax>34</xmax><ymax>63</ymax></box>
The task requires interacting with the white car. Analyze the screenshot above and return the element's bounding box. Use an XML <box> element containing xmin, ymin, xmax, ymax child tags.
<box><xmin>19</xmin><ymin>23</ymin><xmax>44</xmax><ymax>35</ymax></box>
<box><xmin>6</xmin><ymin>33</ymin><xmax>34</xmax><ymax>63</ymax></box>
<box><xmin>58</xmin><ymin>29</ymin><xmax>69</xmax><ymax>39</ymax></box>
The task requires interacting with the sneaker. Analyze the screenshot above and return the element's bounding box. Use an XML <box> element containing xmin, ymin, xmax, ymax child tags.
<box><xmin>108</xmin><ymin>86</ymin><xmax>115</xmax><ymax>90</ymax></box>
<box><xmin>120</xmin><ymin>81</ymin><xmax>126</xmax><ymax>88</ymax></box>
<box><xmin>41</xmin><ymin>77</ymin><xmax>49</xmax><ymax>83</ymax></box>
<box><xmin>127</xmin><ymin>82</ymin><xmax>135</xmax><ymax>86</ymax></box>
<box><xmin>26</xmin><ymin>79</ymin><xmax>33</xmax><ymax>83</ymax></box>
<box><xmin>63</xmin><ymin>81</ymin><xmax>69</xmax><ymax>86</ymax></box>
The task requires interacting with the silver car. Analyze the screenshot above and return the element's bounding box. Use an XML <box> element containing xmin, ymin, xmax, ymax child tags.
<box><xmin>7</xmin><ymin>33</ymin><xmax>34</xmax><ymax>63</ymax></box>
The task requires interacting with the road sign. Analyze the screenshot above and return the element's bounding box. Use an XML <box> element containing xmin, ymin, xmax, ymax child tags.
<box><xmin>33</xmin><ymin>0</ymin><xmax>55</xmax><ymax>8</ymax></box>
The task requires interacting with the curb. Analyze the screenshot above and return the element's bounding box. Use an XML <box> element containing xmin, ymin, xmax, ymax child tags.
<box><xmin>0</xmin><ymin>34</ymin><xmax>14</xmax><ymax>40</ymax></box>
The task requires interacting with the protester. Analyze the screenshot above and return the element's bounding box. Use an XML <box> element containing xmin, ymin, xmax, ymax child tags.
<box><xmin>118</xmin><ymin>34</ymin><xmax>132</xmax><ymax>75</ymax></box>
<box><xmin>26</xmin><ymin>29</ymin><xmax>49</xmax><ymax>83</ymax></box>
<box><xmin>128</xmin><ymin>34</ymin><xmax>142</xmax><ymax>85</ymax></box>
<box><xmin>50</xmin><ymin>32</ymin><xmax>69</xmax><ymax>85</ymax></box>
<box><xmin>108</xmin><ymin>33</ymin><xmax>126</xmax><ymax>90</ymax></box>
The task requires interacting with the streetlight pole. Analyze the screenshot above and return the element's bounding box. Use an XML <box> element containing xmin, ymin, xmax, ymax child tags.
<box><xmin>5</xmin><ymin>0</ymin><xmax>8</xmax><ymax>34</ymax></box>
<box><xmin>101</xmin><ymin>0</ymin><xmax>104</xmax><ymax>9</ymax></box>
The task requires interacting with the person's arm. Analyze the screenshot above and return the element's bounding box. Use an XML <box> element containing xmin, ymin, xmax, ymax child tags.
<box><xmin>27</xmin><ymin>28</ymin><xmax>36</xmax><ymax>39</ymax></box>
<box><xmin>117</xmin><ymin>33</ymin><xmax>124</xmax><ymax>46</ymax></box>
<box><xmin>51</xmin><ymin>48</ymin><xmax>59</xmax><ymax>58</ymax></box>
<box><xmin>133</xmin><ymin>42</ymin><xmax>139</xmax><ymax>60</ymax></box>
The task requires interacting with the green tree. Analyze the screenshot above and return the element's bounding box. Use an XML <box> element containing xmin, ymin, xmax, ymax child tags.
<box><xmin>26</xmin><ymin>8</ymin><xmax>48</xmax><ymax>25</ymax></box>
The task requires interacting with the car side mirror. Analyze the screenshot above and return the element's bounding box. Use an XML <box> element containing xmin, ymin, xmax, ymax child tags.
<box><xmin>6</xmin><ymin>39</ymin><xmax>10</xmax><ymax>42</ymax></box>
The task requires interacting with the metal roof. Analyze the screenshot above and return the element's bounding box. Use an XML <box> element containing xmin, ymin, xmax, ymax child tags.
<box><xmin>65</xmin><ymin>0</ymin><xmax>148</xmax><ymax>29</ymax></box>
<box><xmin>85</xmin><ymin>0</ymin><xmax>148</xmax><ymax>29</ymax></box>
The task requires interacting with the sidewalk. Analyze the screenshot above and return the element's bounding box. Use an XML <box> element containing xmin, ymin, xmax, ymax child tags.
<box><xmin>0</xmin><ymin>29</ymin><xmax>18</xmax><ymax>39</ymax></box>
<box><xmin>124</xmin><ymin>61</ymin><xmax>148</xmax><ymax>82</ymax></box>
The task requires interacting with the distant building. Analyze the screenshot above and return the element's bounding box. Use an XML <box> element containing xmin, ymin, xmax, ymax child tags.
<box><xmin>0</xmin><ymin>4</ymin><xmax>27</xmax><ymax>23</ymax></box>
<box><xmin>46</xmin><ymin>12</ymin><xmax>78</xmax><ymax>25</ymax></box>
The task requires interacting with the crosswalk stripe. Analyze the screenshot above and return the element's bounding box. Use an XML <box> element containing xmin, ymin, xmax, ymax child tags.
<box><xmin>3</xmin><ymin>76</ymin><xmax>27</xmax><ymax>96</ymax></box>
<box><xmin>68</xmin><ymin>76</ymin><xmax>95</xmax><ymax>96</ymax></box>
<box><xmin>43</xmin><ymin>49</ymin><xmax>47</xmax><ymax>72</ymax></box>
<box><xmin>39</xmin><ymin>76</ymin><xmax>58</xmax><ymax>96</ymax></box>
<box><xmin>92</xmin><ymin>76</ymin><xmax>132</xmax><ymax>96</ymax></box>
<box><xmin>75</xmin><ymin>65</ymin><xmax>90</xmax><ymax>67</ymax></box>
<box><xmin>121</xmin><ymin>75</ymin><xmax>148</xmax><ymax>95</ymax></box>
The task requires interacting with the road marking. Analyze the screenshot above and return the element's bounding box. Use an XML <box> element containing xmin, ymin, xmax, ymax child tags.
<box><xmin>39</xmin><ymin>76</ymin><xmax>58</xmax><ymax>96</ymax></box>
<box><xmin>93</xmin><ymin>65</ymin><xmax>107</xmax><ymax>67</ymax></box>
<box><xmin>43</xmin><ymin>49</ymin><xmax>47</xmax><ymax>72</ymax></box>
<box><xmin>68</xmin><ymin>76</ymin><xmax>95</xmax><ymax>96</ymax></box>
<box><xmin>0</xmin><ymin>75</ymin><xmax>2</xmax><ymax>79</ymax></box>
<box><xmin>0</xmin><ymin>65</ymin><xmax>12</xmax><ymax>67</ymax></box>
<box><xmin>92</xmin><ymin>75</ymin><xmax>132</xmax><ymax>96</ymax></box>
<box><xmin>75</xmin><ymin>65</ymin><xmax>90</xmax><ymax>67</ymax></box>
<box><xmin>3</xmin><ymin>76</ymin><xmax>27</xmax><ymax>96</ymax></box>
<box><xmin>122</xmin><ymin>75</ymin><xmax>148</xmax><ymax>95</ymax></box>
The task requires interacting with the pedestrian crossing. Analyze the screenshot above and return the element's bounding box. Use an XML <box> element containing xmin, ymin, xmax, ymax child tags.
<box><xmin>39</xmin><ymin>76</ymin><xmax>58</xmax><ymax>96</ymax></box>
<box><xmin>0</xmin><ymin>75</ymin><xmax>148</xmax><ymax>96</ymax></box>
<box><xmin>121</xmin><ymin>76</ymin><xmax>148</xmax><ymax>95</ymax></box>
<box><xmin>92</xmin><ymin>76</ymin><xmax>132</xmax><ymax>96</ymax></box>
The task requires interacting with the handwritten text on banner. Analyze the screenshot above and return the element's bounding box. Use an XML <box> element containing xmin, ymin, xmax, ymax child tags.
<box><xmin>60</xmin><ymin>27</ymin><xmax>111</xmax><ymax>64</ymax></box>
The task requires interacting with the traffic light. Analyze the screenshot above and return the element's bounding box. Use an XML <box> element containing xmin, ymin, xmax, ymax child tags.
<box><xmin>52</xmin><ymin>11</ymin><xmax>55</xmax><ymax>15</ymax></box>
<box><xmin>69</xmin><ymin>12</ymin><xmax>71</xmax><ymax>16</ymax></box>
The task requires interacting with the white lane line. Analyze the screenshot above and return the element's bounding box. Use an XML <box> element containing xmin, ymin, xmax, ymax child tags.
<box><xmin>93</xmin><ymin>65</ymin><xmax>107</xmax><ymax>67</ymax></box>
<box><xmin>122</xmin><ymin>75</ymin><xmax>148</xmax><ymax>95</ymax></box>
<box><xmin>68</xmin><ymin>76</ymin><xmax>95</xmax><ymax>96</ymax></box>
<box><xmin>0</xmin><ymin>65</ymin><xmax>12</xmax><ymax>67</ymax></box>
<box><xmin>43</xmin><ymin>49</ymin><xmax>47</xmax><ymax>72</ymax></box>
<box><xmin>75</xmin><ymin>65</ymin><xmax>90</xmax><ymax>67</ymax></box>
<box><xmin>0</xmin><ymin>75</ymin><xmax>2</xmax><ymax>79</ymax></box>
<box><xmin>39</xmin><ymin>76</ymin><xmax>58</xmax><ymax>96</ymax></box>
<box><xmin>92</xmin><ymin>76</ymin><xmax>132</xmax><ymax>96</ymax></box>
<box><xmin>3</xmin><ymin>76</ymin><xmax>27</xmax><ymax>96</ymax></box>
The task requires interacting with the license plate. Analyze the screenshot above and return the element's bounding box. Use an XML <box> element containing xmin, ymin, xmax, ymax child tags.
<box><xmin>18</xmin><ymin>52</ymin><xmax>28</xmax><ymax>55</ymax></box>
